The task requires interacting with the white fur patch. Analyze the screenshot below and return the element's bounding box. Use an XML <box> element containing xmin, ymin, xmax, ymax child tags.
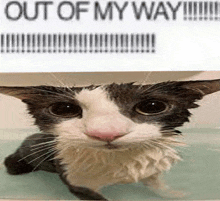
<box><xmin>53</xmin><ymin>87</ymin><xmax>183</xmax><ymax>190</ymax></box>
<box><xmin>55</xmin><ymin>139</ymin><xmax>182</xmax><ymax>190</ymax></box>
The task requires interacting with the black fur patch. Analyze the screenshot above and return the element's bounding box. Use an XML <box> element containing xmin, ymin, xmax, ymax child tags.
<box><xmin>105</xmin><ymin>82</ymin><xmax>203</xmax><ymax>130</ymax></box>
<box><xmin>20</xmin><ymin>86</ymin><xmax>83</xmax><ymax>131</ymax></box>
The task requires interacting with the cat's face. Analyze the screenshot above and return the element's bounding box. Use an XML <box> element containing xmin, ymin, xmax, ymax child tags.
<box><xmin>0</xmin><ymin>79</ymin><xmax>219</xmax><ymax>150</ymax></box>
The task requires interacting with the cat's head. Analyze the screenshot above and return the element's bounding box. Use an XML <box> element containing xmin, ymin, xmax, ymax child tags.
<box><xmin>0</xmin><ymin>79</ymin><xmax>219</xmax><ymax>150</ymax></box>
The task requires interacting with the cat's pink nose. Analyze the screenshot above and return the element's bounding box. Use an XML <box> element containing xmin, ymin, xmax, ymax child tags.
<box><xmin>86</xmin><ymin>131</ymin><xmax>126</xmax><ymax>142</ymax></box>
<box><xmin>84</xmin><ymin>115</ymin><xmax>131</xmax><ymax>142</ymax></box>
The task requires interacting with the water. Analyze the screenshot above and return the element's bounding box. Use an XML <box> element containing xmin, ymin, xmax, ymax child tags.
<box><xmin>0</xmin><ymin>128</ymin><xmax>219</xmax><ymax>200</ymax></box>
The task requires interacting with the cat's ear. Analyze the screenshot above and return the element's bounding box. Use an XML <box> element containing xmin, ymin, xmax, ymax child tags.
<box><xmin>180</xmin><ymin>79</ymin><xmax>220</xmax><ymax>96</ymax></box>
<box><xmin>0</xmin><ymin>86</ymin><xmax>34</xmax><ymax>100</ymax></box>
<box><xmin>0</xmin><ymin>86</ymin><xmax>64</xmax><ymax>100</ymax></box>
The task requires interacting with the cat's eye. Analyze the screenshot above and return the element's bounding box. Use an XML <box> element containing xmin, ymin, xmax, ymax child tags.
<box><xmin>135</xmin><ymin>100</ymin><xmax>169</xmax><ymax>115</ymax></box>
<box><xmin>48</xmin><ymin>102</ymin><xmax>82</xmax><ymax>118</ymax></box>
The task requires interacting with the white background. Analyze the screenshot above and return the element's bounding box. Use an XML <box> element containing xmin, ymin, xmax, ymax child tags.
<box><xmin>0</xmin><ymin>0</ymin><xmax>220</xmax><ymax>72</ymax></box>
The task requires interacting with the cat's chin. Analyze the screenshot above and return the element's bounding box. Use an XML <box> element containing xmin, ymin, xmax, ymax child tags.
<box><xmin>85</xmin><ymin>142</ymin><xmax>129</xmax><ymax>151</ymax></box>
<box><xmin>104</xmin><ymin>143</ymin><xmax>120</xmax><ymax>150</ymax></box>
<box><xmin>96</xmin><ymin>143</ymin><xmax>133</xmax><ymax>151</ymax></box>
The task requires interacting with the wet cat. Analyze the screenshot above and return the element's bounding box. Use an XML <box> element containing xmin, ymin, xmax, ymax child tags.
<box><xmin>0</xmin><ymin>79</ymin><xmax>220</xmax><ymax>200</ymax></box>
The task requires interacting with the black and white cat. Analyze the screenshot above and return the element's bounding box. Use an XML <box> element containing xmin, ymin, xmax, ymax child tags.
<box><xmin>0</xmin><ymin>79</ymin><xmax>220</xmax><ymax>200</ymax></box>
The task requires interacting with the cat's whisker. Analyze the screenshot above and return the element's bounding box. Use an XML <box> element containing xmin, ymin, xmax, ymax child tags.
<box><xmin>18</xmin><ymin>145</ymin><xmax>55</xmax><ymax>162</ymax></box>
<box><xmin>30</xmin><ymin>140</ymin><xmax>56</xmax><ymax>146</ymax></box>
<box><xmin>55</xmin><ymin>85</ymin><xmax>76</xmax><ymax>98</ymax></box>
<box><xmin>188</xmin><ymin>87</ymin><xmax>206</xmax><ymax>95</ymax></box>
<box><xmin>31</xmin><ymin>143</ymin><xmax>56</xmax><ymax>151</ymax></box>
<box><xmin>30</xmin><ymin>145</ymin><xmax>56</xmax><ymax>153</ymax></box>
<box><xmin>30</xmin><ymin>144</ymin><xmax>56</xmax><ymax>152</ymax></box>
<box><xmin>50</xmin><ymin>73</ymin><xmax>67</xmax><ymax>87</ymax></box>
<box><xmin>23</xmin><ymin>137</ymin><xmax>56</xmax><ymax>141</ymax></box>
<box><xmin>54</xmin><ymin>144</ymin><xmax>80</xmax><ymax>157</ymax></box>
<box><xmin>138</xmin><ymin>71</ymin><xmax>153</xmax><ymax>89</ymax></box>
<box><xmin>58</xmin><ymin>136</ymin><xmax>89</xmax><ymax>143</ymax></box>
<box><xmin>32</xmin><ymin>150</ymin><xmax>58</xmax><ymax>172</ymax></box>
<box><xmin>138</xmin><ymin>81</ymin><xmax>158</xmax><ymax>93</ymax></box>
<box><xmin>23</xmin><ymin>132</ymin><xmax>53</xmax><ymax>135</ymax></box>
<box><xmin>57</xmin><ymin>137</ymin><xmax>84</xmax><ymax>143</ymax></box>
<box><xmin>27</xmin><ymin>148</ymin><xmax>56</xmax><ymax>164</ymax></box>
<box><xmin>146</xmin><ymin>139</ymin><xmax>184</xmax><ymax>150</ymax></box>
<box><xmin>49</xmin><ymin>73</ymin><xmax>77</xmax><ymax>96</ymax></box>
<box><xmin>29</xmin><ymin>82</ymin><xmax>78</xmax><ymax>100</ymax></box>
<box><xmin>140</xmin><ymin>80</ymin><xmax>177</xmax><ymax>95</ymax></box>
<box><xmin>31</xmin><ymin>87</ymin><xmax>76</xmax><ymax>100</ymax></box>
<box><xmin>48</xmin><ymin>157</ymin><xmax>56</xmax><ymax>161</ymax></box>
<box><xmin>49</xmin><ymin>73</ymin><xmax>75</xmax><ymax>90</ymax></box>
<box><xmin>17</xmin><ymin>143</ymin><xmax>55</xmax><ymax>151</ymax></box>
<box><xmin>30</xmin><ymin>140</ymin><xmax>57</xmax><ymax>148</ymax></box>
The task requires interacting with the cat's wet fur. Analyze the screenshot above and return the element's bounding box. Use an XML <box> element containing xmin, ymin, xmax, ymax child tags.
<box><xmin>0</xmin><ymin>79</ymin><xmax>220</xmax><ymax>200</ymax></box>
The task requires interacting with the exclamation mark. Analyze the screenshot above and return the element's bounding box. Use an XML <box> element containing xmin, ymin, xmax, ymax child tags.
<box><xmin>27</xmin><ymin>34</ymin><xmax>31</xmax><ymax>53</ymax></box>
<box><xmin>204</xmin><ymin>2</ymin><xmax>208</xmax><ymax>20</ymax></box>
<box><xmin>151</xmin><ymin>34</ymin><xmax>155</xmax><ymax>53</ymax></box>
<box><xmin>68</xmin><ymin>34</ymin><xmax>73</xmax><ymax>53</ymax></box>
<box><xmin>110</xmin><ymin>34</ymin><xmax>114</xmax><ymax>53</ymax></box>
<box><xmin>99</xmin><ymin>34</ymin><xmax>103</xmax><ymax>53</ymax></box>
<box><xmin>188</xmin><ymin>2</ymin><xmax>193</xmax><ymax>20</ymax></box>
<box><xmin>53</xmin><ymin>34</ymin><xmax>57</xmax><ymax>53</ymax></box>
<box><xmin>125</xmin><ymin>34</ymin><xmax>128</xmax><ymax>53</ymax></box>
<box><xmin>32</xmin><ymin>34</ymin><xmax>36</xmax><ymax>53</ymax></box>
<box><xmin>37</xmin><ymin>34</ymin><xmax>41</xmax><ymax>53</ymax></box>
<box><xmin>120</xmin><ymin>34</ymin><xmax>124</xmax><ymax>53</ymax></box>
<box><xmin>141</xmin><ymin>34</ymin><xmax>145</xmax><ymax>53</ymax></box>
<box><xmin>94</xmin><ymin>34</ymin><xmax>99</xmax><ymax>53</ymax></box>
<box><xmin>1</xmin><ymin>34</ymin><xmax>4</xmax><ymax>53</ymax></box>
<box><xmin>79</xmin><ymin>34</ymin><xmax>82</xmax><ymax>53</ymax></box>
<box><xmin>63</xmin><ymin>34</ymin><xmax>67</xmax><ymax>53</ymax></box>
<box><xmin>199</xmin><ymin>1</ymin><xmax>203</xmax><ymax>20</ymax></box>
<box><xmin>209</xmin><ymin>2</ymin><xmax>213</xmax><ymax>20</ymax></box>
<box><xmin>135</xmin><ymin>34</ymin><xmax>140</xmax><ymax>52</ymax></box>
<box><xmin>183</xmin><ymin>2</ymin><xmax>187</xmax><ymax>20</ymax></box>
<box><xmin>6</xmin><ymin>34</ymin><xmax>10</xmax><ymax>53</ymax></box>
<box><xmin>104</xmin><ymin>34</ymin><xmax>108</xmax><ymax>53</ymax></box>
<box><xmin>74</xmin><ymin>34</ymin><xmax>77</xmax><ymax>53</ymax></box>
<box><xmin>11</xmin><ymin>34</ymin><xmax>15</xmax><ymax>53</ymax></box>
<box><xmin>214</xmin><ymin>2</ymin><xmax>218</xmax><ymax>20</ymax></box>
<box><xmin>89</xmin><ymin>34</ymin><xmax>93</xmax><ymax>53</ymax></box>
<box><xmin>146</xmin><ymin>34</ymin><xmax>150</xmax><ymax>53</ymax></box>
<box><xmin>21</xmin><ymin>34</ymin><xmax>25</xmax><ymax>53</ymax></box>
<box><xmin>58</xmin><ymin>34</ymin><xmax>62</xmax><ymax>52</ymax></box>
<box><xmin>193</xmin><ymin>2</ymin><xmax>198</xmax><ymax>20</ymax></box>
<box><xmin>131</xmin><ymin>34</ymin><xmax>134</xmax><ymax>53</ymax></box>
<box><xmin>84</xmin><ymin>34</ymin><xmax>87</xmax><ymax>53</ymax></box>
<box><xmin>48</xmin><ymin>34</ymin><xmax>51</xmax><ymax>53</ymax></box>
<box><xmin>42</xmin><ymin>34</ymin><xmax>45</xmax><ymax>53</ymax></box>
<box><xmin>115</xmin><ymin>34</ymin><xmax>119</xmax><ymax>53</ymax></box>
<box><xmin>16</xmin><ymin>34</ymin><xmax>20</xmax><ymax>53</ymax></box>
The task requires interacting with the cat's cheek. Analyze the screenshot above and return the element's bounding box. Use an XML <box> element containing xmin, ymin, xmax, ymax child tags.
<box><xmin>115</xmin><ymin>123</ymin><xmax>162</xmax><ymax>144</ymax></box>
<box><xmin>52</xmin><ymin>118</ymin><xmax>87</xmax><ymax>140</ymax></box>
<box><xmin>51</xmin><ymin>119</ymin><xmax>108</xmax><ymax>148</ymax></box>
